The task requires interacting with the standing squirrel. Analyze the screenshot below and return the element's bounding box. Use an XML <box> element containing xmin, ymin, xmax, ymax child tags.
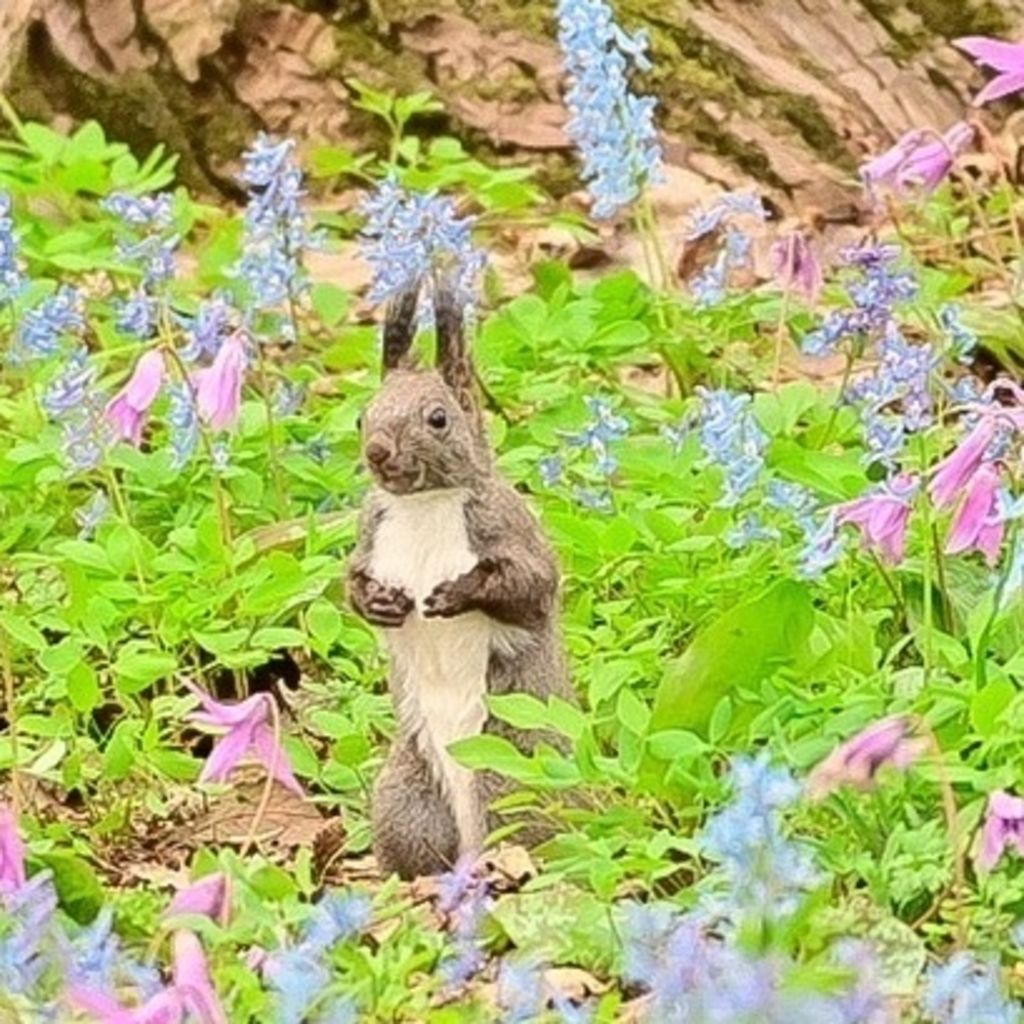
<box><xmin>347</xmin><ymin>281</ymin><xmax>573</xmax><ymax>879</ymax></box>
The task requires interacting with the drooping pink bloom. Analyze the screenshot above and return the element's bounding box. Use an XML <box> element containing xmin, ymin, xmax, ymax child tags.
<box><xmin>807</xmin><ymin>715</ymin><xmax>927</xmax><ymax>800</ymax></box>
<box><xmin>194</xmin><ymin>333</ymin><xmax>246</xmax><ymax>431</ymax></box>
<box><xmin>835</xmin><ymin>474</ymin><xmax>917</xmax><ymax>565</ymax></box>
<box><xmin>860</xmin><ymin>123</ymin><xmax>974</xmax><ymax>195</ymax></box>
<box><xmin>899</xmin><ymin>122</ymin><xmax>975</xmax><ymax>192</ymax></box>
<box><xmin>956</xmin><ymin>37</ymin><xmax>1024</xmax><ymax>105</ymax></box>
<box><xmin>165</xmin><ymin>871</ymin><xmax>232</xmax><ymax>926</ymax></box>
<box><xmin>770</xmin><ymin>231</ymin><xmax>824</xmax><ymax>303</ymax></box>
<box><xmin>184</xmin><ymin>681</ymin><xmax>303</xmax><ymax>795</ymax></box>
<box><xmin>105</xmin><ymin>349</ymin><xmax>165</xmax><ymax>446</ymax></box>
<box><xmin>69</xmin><ymin>930</ymin><xmax>227</xmax><ymax>1024</ymax></box>
<box><xmin>172</xmin><ymin>931</ymin><xmax>228</xmax><ymax>1024</ymax></box>
<box><xmin>0</xmin><ymin>804</ymin><xmax>27</xmax><ymax>894</ymax></box>
<box><xmin>945</xmin><ymin>462</ymin><xmax>1005</xmax><ymax>565</ymax></box>
<box><xmin>977</xmin><ymin>790</ymin><xmax>1024</xmax><ymax>871</ymax></box>
<box><xmin>929</xmin><ymin>416</ymin><xmax>998</xmax><ymax>508</ymax></box>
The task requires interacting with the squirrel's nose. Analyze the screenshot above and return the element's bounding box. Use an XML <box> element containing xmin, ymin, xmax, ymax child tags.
<box><xmin>365</xmin><ymin>439</ymin><xmax>394</xmax><ymax>468</ymax></box>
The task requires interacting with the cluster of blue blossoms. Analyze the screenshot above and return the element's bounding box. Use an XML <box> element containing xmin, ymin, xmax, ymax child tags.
<box><xmin>235</xmin><ymin>134</ymin><xmax>319</xmax><ymax>343</ymax></box>
<box><xmin>555</xmin><ymin>0</ymin><xmax>663</xmax><ymax>219</ymax></box>
<box><xmin>358</xmin><ymin>177</ymin><xmax>486</xmax><ymax>317</ymax></box>
<box><xmin>684</xmin><ymin>192</ymin><xmax>766</xmax><ymax>307</ymax></box>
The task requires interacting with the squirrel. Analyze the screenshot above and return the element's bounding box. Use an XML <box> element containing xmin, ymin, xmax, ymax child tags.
<box><xmin>347</xmin><ymin>281</ymin><xmax>573</xmax><ymax>879</ymax></box>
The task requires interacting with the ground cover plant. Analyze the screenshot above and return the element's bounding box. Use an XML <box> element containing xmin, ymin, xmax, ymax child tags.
<box><xmin>5</xmin><ymin>3</ymin><xmax>1024</xmax><ymax>1022</ymax></box>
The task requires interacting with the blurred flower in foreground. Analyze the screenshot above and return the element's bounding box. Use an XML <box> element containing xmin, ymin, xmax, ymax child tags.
<box><xmin>922</xmin><ymin>951</ymin><xmax>1020</xmax><ymax>1023</ymax></box>
<box><xmin>956</xmin><ymin>36</ymin><xmax>1024</xmax><ymax>105</ymax></box>
<box><xmin>771</xmin><ymin>230</ymin><xmax>823</xmax><ymax>303</ymax></box>
<box><xmin>0</xmin><ymin>804</ymin><xmax>26</xmax><ymax>894</ymax></box>
<box><xmin>358</xmin><ymin>177</ymin><xmax>486</xmax><ymax>314</ymax></box>
<box><xmin>834</xmin><ymin>473</ymin><xmax>918</xmax><ymax>565</ymax></box>
<box><xmin>184</xmin><ymin>681</ymin><xmax>303</xmax><ymax>795</ymax></box>
<box><xmin>105</xmin><ymin>349</ymin><xmax>165</xmax><ymax>446</ymax></box>
<box><xmin>556</xmin><ymin>0</ymin><xmax>662</xmax><ymax>219</ymax></box>
<box><xmin>977</xmin><ymin>791</ymin><xmax>1024</xmax><ymax>872</ymax></box>
<box><xmin>166</xmin><ymin>872</ymin><xmax>232</xmax><ymax>927</ymax></box>
<box><xmin>861</xmin><ymin>122</ymin><xmax>974</xmax><ymax>195</ymax></box>
<box><xmin>806</xmin><ymin>715</ymin><xmax>927</xmax><ymax>800</ymax></box>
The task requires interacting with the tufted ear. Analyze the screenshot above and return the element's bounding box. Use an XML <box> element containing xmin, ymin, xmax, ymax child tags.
<box><xmin>381</xmin><ymin>284</ymin><xmax>420</xmax><ymax>377</ymax></box>
<box><xmin>434</xmin><ymin>284</ymin><xmax>476</xmax><ymax>414</ymax></box>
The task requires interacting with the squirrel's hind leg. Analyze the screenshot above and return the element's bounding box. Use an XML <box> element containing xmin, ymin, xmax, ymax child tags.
<box><xmin>372</xmin><ymin>738</ymin><xmax>459</xmax><ymax>879</ymax></box>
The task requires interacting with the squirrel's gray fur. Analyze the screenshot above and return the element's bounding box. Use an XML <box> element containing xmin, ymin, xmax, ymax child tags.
<box><xmin>347</xmin><ymin>281</ymin><xmax>573</xmax><ymax>879</ymax></box>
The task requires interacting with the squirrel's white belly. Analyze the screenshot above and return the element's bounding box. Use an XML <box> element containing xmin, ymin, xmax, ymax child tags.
<box><xmin>369</xmin><ymin>488</ymin><xmax>492</xmax><ymax>854</ymax></box>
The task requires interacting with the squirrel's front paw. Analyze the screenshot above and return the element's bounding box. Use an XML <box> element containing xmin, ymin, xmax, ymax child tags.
<box><xmin>357</xmin><ymin>577</ymin><xmax>414</xmax><ymax>628</ymax></box>
<box><xmin>423</xmin><ymin>577</ymin><xmax>473</xmax><ymax>619</ymax></box>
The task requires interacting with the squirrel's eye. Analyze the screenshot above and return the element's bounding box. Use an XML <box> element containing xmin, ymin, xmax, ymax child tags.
<box><xmin>427</xmin><ymin>407</ymin><xmax>448</xmax><ymax>430</ymax></box>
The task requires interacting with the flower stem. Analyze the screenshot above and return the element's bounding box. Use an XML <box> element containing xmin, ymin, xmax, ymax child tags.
<box><xmin>822</xmin><ymin>346</ymin><xmax>855</xmax><ymax>446</ymax></box>
<box><xmin>254</xmin><ymin>344</ymin><xmax>287</xmax><ymax>516</ymax></box>
<box><xmin>241</xmin><ymin>693</ymin><xmax>286</xmax><ymax>857</ymax></box>
<box><xmin>0</xmin><ymin>626</ymin><xmax>20</xmax><ymax>815</ymax></box>
<box><xmin>916</xmin><ymin>433</ymin><xmax>934</xmax><ymax>683</ymax></box>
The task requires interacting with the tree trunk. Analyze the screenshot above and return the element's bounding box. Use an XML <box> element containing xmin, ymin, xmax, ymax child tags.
<box><xmin>0</xmin><ymin>0</ymin><xmax>1019</xmax><ymax>216</ymax></box>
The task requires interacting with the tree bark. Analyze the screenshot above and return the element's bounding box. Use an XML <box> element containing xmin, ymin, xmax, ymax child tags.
<box><xmin>0</xmin><ymin>0</ymin><xmax>1019</xmax><ymax>216</ymax></box>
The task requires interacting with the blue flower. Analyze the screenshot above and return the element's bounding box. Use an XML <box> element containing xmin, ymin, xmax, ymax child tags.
<box><xmin>556</xmin><ymin>0</ymin><xmax>663</xmax><ymax>218</ymax></box>
<box><xmin>684</xmin><ymin>191</ymin><xmax>765</xmax><ymax>241</ymax></box>
<box><xmin>178</xmin><ymin>295</ymin><xmax>235</xmax><ymax>362</ymax></box>
<box><xmin>922</xmin><ymin>952</ymin><xmax>1020</xmax><ymax>1024</ymax></box>
<box><xmin>797</xmin><ymin>510</ymin><xmax>845</xmax><ymax>579</ymax></box>
<box><xmin>265</xmin><ymin>948</ymin><xmax>331</xmax><ymax>1024</ymax></box>
<box><xmin>115</xmin><ymin>287</ymin><xmax>157</xmax><ymax>339</ymax></box>
<box><xmin>234</xmin><ymin>134</ymin><xmax>317</xmax><ymax>324</ymax></box>
<box><xmin>74</xmin><ymin>490</ymin><xmax>110</xmax><ymax>539</ymax></box>
<box><xmin>725</xmin><ymin>513</ymin><xmax>780</xmax><ymax>550</ymax></box>
<box><xmin>16</xmin><ymin>286</ymin><xmax>86</xmax><ymax>361</ymax></box>
<box><xmin>0</xmin><ymin>872</ymin><xmax>59</xmax><ymax>995</ymax></box>
<box><xmin>693</xmin><ymin>387</ymin><xmax>767</xmax><ymax>506</ymax></box>
<box><xmin>358</xmin><ymin>178</ymin><xmax>486</xmax><ymax>314</ymax></box>
<box><xmin>0</xmin><ymin>191</ymin><xmax>26</xmax><ymax>306</ymax></box>
<box><xmin>167</xmin><ymin>382</ymin><xmax>200</xmax><ymax>469</ymax></box>
<box><xmin>539</xmin><ymin>455</ymin><xmax>564</xmax><ymax>488</ymax></box>
<box><xmin>102</xmin><ymin>192</ymin><xmax>174</xmax><ymax>230</ymax></box>
<box><xmin>938</xmin><ymin>303</ymin><xmax>978</xmax><ymax>364</ymax></box>
<box><xmin>700</xmin><ymin>754</ymin><xmax>818</xmax><ymax>921</ymax></box>
<box><xmin>300</xmin><ymin>893</ymin><xmax>372</xmax><ymax>956</ymax></box>
<box><xmin>496</xmin><ymin>959</ymin><xmax>545</xmax><ymax>1023</ymax></box>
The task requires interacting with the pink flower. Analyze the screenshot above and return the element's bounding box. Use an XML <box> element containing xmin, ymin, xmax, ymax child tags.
<box><xmin>956</xmin><ymin>36</ymin><xmax>1024</xmax><ymax>105</ymax></box>
<box><xmin>172</xmin><ymin>931</ymin><xmax>228</xmax><ymax>1024</ymax></box>
<box><xmin>977</xmin><ymin>790</ymin><xmax>1024</xmax><ymax>871</ymax></box>
<box><xmin>70</xmin><ymin>930</ymin><xmax>227</xmax><ymax>1024</ymax></box>
<box><xmin>929</xmin><ymin>417</ymin><xmax>998</xmax><ymax>509</ymax></box>
<box><xmin>861</xmin><ymin>123</ymin><xmax>974</xmax><ymax>195</ymax></box>
<box><xmin>185</xmin><ymin>681</ymin><xmax>303</xmax><ymax>796</ymax></box>
<box><xmin>945</xmin><ymin>462</ymin><xmax>1005</xmax><ymax>565</ymax></box>
<box><xmin>835</xmin><ymin>474</ymin><xmax>917</xmax><ymax>565</ymax></box>
<box><xmin>770</xmin><ymin>231</ymin><xmax>823</xmax><ymax>303</ymax></box>
<box><xmin>165</xmin><ymin>871</ymin><xmax>232</xmax><ymax>926</ymax></box>
<box><xmin>194</xmin><ymin>333</ymin><xmax>246</xmax><ymax>430</ymax></box>
<box><xmin>0</xmin><ymin>804</ymin><xmax>27</xmax><ymax>894</ymax></box>
<box><xmin>807</xmin><ymin>715</ymin><xmax>927</xmax><ymax>800</ymax></box>
<box><xmin>105</xmin><ymin>349</ymin><xmax>165</xmax><ymax>446</ymax></box>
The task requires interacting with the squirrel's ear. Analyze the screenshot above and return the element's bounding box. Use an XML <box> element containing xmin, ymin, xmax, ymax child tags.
<box><xmin>434</xmin><ymin>284</ymin><xmax>476</xmax><ymax>414</ymax></box>
<box><xmin>382</xmin><ymin>285</ymin><xmax>420</xmax><ymax>377</ymax></box>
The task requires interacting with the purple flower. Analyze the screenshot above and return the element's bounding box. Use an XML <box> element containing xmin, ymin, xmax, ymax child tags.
<box><xmin>977</xmin><ymin>790</ymin><xmax>1024</xmax><ymax>871</ymax></box>
<box><xmin>834</xmin><ymin>473</ymin><xmax>917</xmax><ymax>564</ymax></box>
<box><xmin>194</xmin><ymin>333</ymin><xmax>246</xmax><ymax>431</ymax></box>
<box><xmin>105</xmin><ymin>349</ymin><xmax>165</xmax><ymax>446</ymax></box>
<box><xmin>16</xmin><ymin>285</ymin><xmax>86</xmax><ymax>360</ymax></box>
<box><xmin>0</xmin><ymin>804</ymin><xmax>26</xmax><ymax>894</ymax></box>
<box><xmin>956</xmin><ymin>36</ymin><xmax>1024</xmax><ymax>105</ymax></box>
<box><xmin>184</xmin><ymin>681</ymin><xmax>303</xmax><ymax>796</ymax></box>
<box><xmin>165</xmin><ymin>872</ymin><xmax>232</xmax><ymax>926</ymax></box>
<box><xmin>0</xmin><ymin>191</ymin><xmax>25</xmax><ymax>305</ymax></box>
<box><xmin>770</xmin><ymin>231</ymin><xmax>823</xmax><ymax>303</ymax></box>
<box><xmin>806</xmin><ymin>715</ymin><xmax>927</xmax><ymax>800</ymax></box>
<box><xmin>945</xmin><ymin>462</ymin><xmax>1005</xmax><ymax>565</ymax></box>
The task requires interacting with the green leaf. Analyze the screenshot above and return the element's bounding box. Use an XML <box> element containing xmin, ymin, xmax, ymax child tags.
<box><xmin>311</xmin><ymin>282</ymin><xmax>351</xmax><ymax>327</ymax></box>
<box><xmin>449</xmin><ymin>735</ymin><xmax>534</xmax><ymax>779</ymax></box>
<box><xmin>67</xmin><ymin>662</ymin><xmax>100</xmax><ymax>714</ymax></box>
<box><xmin>113</xmin><ymin>646</ymin><xmax>177</xmax><ymax>692</ymax></box>
<box><xmin>0</xmin><ymin>611</ymin><xmax>47</xmax><ymax>652</ymax></box>
<box><xmin>642</xmin><ymin>580</ymin><xmax>814</xmax><ymax>789</ymax></box>
<box><xmin>306</xmin><ymin>599</ymin><xmax>343</xmax><ymax>647</ymax></box>
<box><xmin>971</xmin><ymin>677</ymin><xmax>1015</xmax><ymax>739</ymax></box>
<box><xmin>250</xmin><ymin>626</ymin><xmax>306</xmax><ymax>649</ymax></box>
<box><xmin>38</xmin><ymin>852</ymin><xmax>104</xmax><ymax>924</ymax></box>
